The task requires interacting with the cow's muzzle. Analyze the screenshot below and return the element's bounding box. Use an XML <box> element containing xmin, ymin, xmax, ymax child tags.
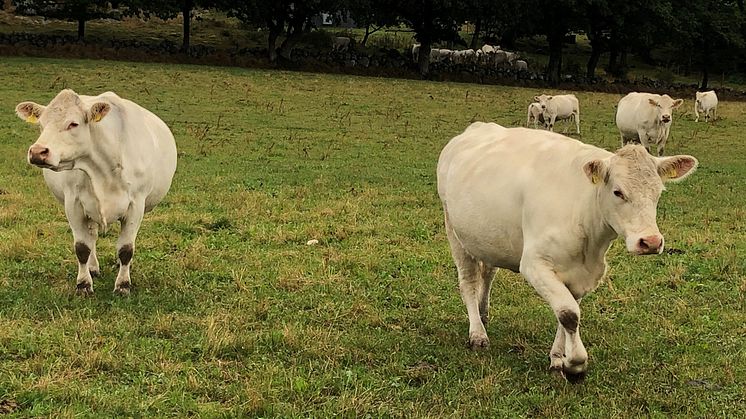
<box><xmin>635</xmin><ymin>235</ymin><xmax>664</xmax><ymax>255</ymax></box>
<box><xmin>661</xmin><ymin>115</ymin><xmax>671</xmax><ymax>123</ymax></box>
<box><xmin>28</xmin><ymin>144</ymin><xmax>50</xmax><ymax>167</ymax></box>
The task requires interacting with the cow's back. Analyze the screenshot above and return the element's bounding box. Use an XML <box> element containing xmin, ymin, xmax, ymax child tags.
<box><xmin>438</xmin><ymin>122</ymin><xmax>608</xmax><ymax>270</ymax></box>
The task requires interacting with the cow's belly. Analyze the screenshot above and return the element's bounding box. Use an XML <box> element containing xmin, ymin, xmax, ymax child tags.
<box><xmin>446</xmin><ymin>196</ymin><xmax>525</xmax><ymax>272</ymax></box>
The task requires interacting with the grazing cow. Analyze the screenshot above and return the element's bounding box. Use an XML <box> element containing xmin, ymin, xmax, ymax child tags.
<box><xmin>526</xmin><ymin>102</ymin><xmax>545</xmax><ymax>128</ymax></box>
<box><xmin>694</xmin><ymin>90</ymin><xmax>718</xmax><ymax>122</ymax></box>
<box><xmin>437</xmin><ymin>122</ymin><xmax>697</xmax><ymax>378</ymax></box>
<box><xmin>616</xmin><ymin>92</ymin><xmax>683</xmax><ymax>156</ymax></box>
<box><xmin>514</xmin><ymin>59</ymin><xmax>528</xmax><ymax>71</ymax></box>
<box><xmin>534</xmin><ymin>94</ymin><xmax>580</xmax><ymax>134</ymax></box>
<box><xmin>15</xmin><ymin>89</ymin><xmax>178</xmax><ymax>295</ymax></box>
<box><xmin>332</xmin><ymin>36</ymin><xmax>351</xmax><ymax>52</ymax></box>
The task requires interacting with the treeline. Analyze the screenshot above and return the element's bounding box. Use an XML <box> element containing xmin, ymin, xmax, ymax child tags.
<box><xmin>11</xmin><ymin>0</ymin><xmax>746</xmax><ymax>87</ymax></box>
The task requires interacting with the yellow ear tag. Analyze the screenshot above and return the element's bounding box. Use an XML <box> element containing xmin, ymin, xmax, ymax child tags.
<box><xmin>591</xmin><ymin>174</ymin><xmax>600</xmax><ymax>184</ymax></box>
<box><xmin>666</xmin><ymin>167</ymin><xmax>678</xmax><ymax>179</ymax></box>
<box><xmin>94</xmin><ymin>114</ymin><xmax>102</xmax><ymax>122</ymax></box>
<box><xmin>26</xmin><ymin>114</ymin><xmax>38</xmax><ymax>124</ymax></box>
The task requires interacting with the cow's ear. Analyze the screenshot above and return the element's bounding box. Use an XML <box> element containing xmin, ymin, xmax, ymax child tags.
<box><xmin>533</xmin><ymin>95</ymin><xmax>540</xmax><ymax>102</ymax></box>
<box><xmin>89</xmin><ymin>102</ymin><xmax>111</xmax><ymax>123</ymax></box>
<box><xmin>583</xmin><ymin>159</ymin><xmax>606</xmax><ymax>185</ymax></box>
<box><xmin>16</xmin><ymin>101</ymin><xmax>45</xmax><ymax>124</ymax></box>
<box><xmin>656</xmin><ymin>155</ymin><xmax>698</xmax><ymax>182</ymax></box>
<box><xmin>547</xmin><ymin>95</ymin><xmax>553</xmax><ymax>100</ymax></box>
<box><xmin>672</xmin><ymin>99</ymin><xmax>684</xmax><ymax>109</ymax></box>
<box><xmin>648</xmin><ymin>98</ymin><xmax>660</xmax><ymax>107</ymax></box>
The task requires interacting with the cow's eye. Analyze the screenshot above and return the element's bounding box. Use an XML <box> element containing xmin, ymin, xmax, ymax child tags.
<box><xmin>67</xmin><ymin>122</ymin><xmax>78</xmax><ymax>130</ymax></box>
<box><xmin>613</xmin><ymin>190</ymin><xmax>626</xmax><ymax>200</ymax></box>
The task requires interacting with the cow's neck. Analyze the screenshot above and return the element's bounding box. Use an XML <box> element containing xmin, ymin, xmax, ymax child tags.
<box><xmin>583</xmin><ymin>189</ymin><xmax>619</xmax><ymax>256</ymax></box>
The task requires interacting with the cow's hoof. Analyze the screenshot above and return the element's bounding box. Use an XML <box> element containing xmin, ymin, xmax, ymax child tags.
<box><xmin>76</xmin><ymin>282</ymin><xmax>93</xmax><ymax>296</ymax></box>
<box><xmin>114</xmin><ymin>282</ymin><xmax>131</xmax><ymax>296</ymax></box>
<box><xmin>468</xmin><ymin>333</ymin><xmax>490</xmax><ymax>350</ymax></box>
<box><xmin>564</xmin><ymin>370</ymin><xmax>586</xmax><ymax>383</ymax></box>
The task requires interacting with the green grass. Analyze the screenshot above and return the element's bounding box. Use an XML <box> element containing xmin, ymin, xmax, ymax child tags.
<box><xmin>0</xmin><ymin>57</ymin><xmax>744</xmax><ymax>417</ymax></box>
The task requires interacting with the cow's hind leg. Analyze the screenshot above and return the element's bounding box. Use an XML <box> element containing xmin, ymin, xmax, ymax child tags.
<box><xmin>65</xmin><ymin>201</ymin><xmax>96</xmax><ymax>295</ymax></box>
<box><xmin>114</xmin><ymin>202</ymin><xmax>145</xmax><ymax>295</ymax></box>
<box><xmin>478</xmin><ymin>262</ymin><xmax>496</xmax><ymax>326</ymax></box>
<box><xmin>444</xmin><ymin>211</ymin><xmax>489</xmax><ymax>349</ymax></box>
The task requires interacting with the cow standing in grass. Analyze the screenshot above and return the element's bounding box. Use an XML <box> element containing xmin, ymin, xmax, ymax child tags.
<box><xmin>534</xmin><ymin>94</ymin><xmax>580</xmax><ymax>134</ymax></box>
<box><xmin>616</xmin><ymin>92</ymin><xmax>683</xmax><ymax>156</ymax></box>
<box><xmin>15</xmin><ymin>89</ymin><xmax>177</xmax><ymax>295</ymax></box>
<box><xmin>694</xmin><ymin>90</ymin><xmax>718</xmax><ymax>122</ymax></box>
<box><xmin>437</xmin><ymin>122</ymin><xmax>697</xmax><ymax>378</ymax></box>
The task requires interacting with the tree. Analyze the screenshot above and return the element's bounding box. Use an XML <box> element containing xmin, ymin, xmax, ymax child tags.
<box><xmin>223</xmin><ymin>0</ymin><xmax>341</xmax><ymax>62</ymax></box>
<box><xmin>14</xmin><ymin>0</ymin><xmax>110</xmax><ymax>40</ymax></box>
<box><xmin>534</xmin><ymin>0</ymin><xmax>580</xmax><ymax>85</ymax></box>
<box><xmin>391</xmin><ymin>0</ymin><xmax>464</xmax><ymax>76</ymax></box>
<box><xmin>341</xmin><ymin>0</ymin><xmax>397</xmax><ymax>46</ymax></box>
<box><xmin>123</xmin><ymin>0</ymin><xmax>209</xmax><ymax>51</ymax></box>
<box><xmin>673</xmin><ymin>0</ymin><xmax>745</xmax><ymax>88</ymax></box>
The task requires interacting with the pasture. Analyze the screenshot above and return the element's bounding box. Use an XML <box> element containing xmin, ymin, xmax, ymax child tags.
<box><xmin>0</xmin><ymin>57</ymin><xmax>744</xmax><ymax>416</ymax></box>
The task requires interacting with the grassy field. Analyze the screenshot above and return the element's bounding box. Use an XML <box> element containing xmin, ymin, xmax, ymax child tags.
<box><xmin>0</xmin><ymin>57</ymin><xmax>744</xmax><ymax>417</ymax></box>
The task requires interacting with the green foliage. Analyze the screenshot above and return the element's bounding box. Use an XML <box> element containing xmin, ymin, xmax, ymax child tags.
<box><xmin>1</xmin><ymin>57</ymin><xmax>745</xmax><ymax>416</ymax></box>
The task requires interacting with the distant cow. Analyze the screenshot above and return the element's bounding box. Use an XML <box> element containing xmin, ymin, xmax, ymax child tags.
<box><xmin>437</xmin><ymin>122</ymin><xmax>697</xmax><ymax>378</ymax></box>
<box><xmin>616</xmin><ymin>92</ymin><xmax>683</xmax><ymax>156</ymax></box>
<box><xmin>15</xmin><ymin>89</ymin><xmax>178</xmax><ymax>295</ymax></box>
<box><xmin>694</xmin><ymin>90</ymin><xmax>718</xmax><ymax>122</ymax></box>
<box><xmin>514</xmin><ymin>60</ymin><xmax>528</xmax><ymax>71</ymax></box>
<box><xmin>332</xmin><ymin>36</ymin><xmax>351</xmax><ymax>52</ymax></box>
<box><xmin>534</xmin><ymin>94</ymin><xmax>580</xmax><ymax>134</ymax></box>
<box><xmin>526</xmin><ymin>102</ymin><xmax>545</xmax><ymax>128</ymax></box>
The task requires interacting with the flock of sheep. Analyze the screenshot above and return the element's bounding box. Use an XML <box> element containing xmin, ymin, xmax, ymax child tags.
<box><xmin>525</xmin><ymin>90</ymin><xmax>719</xmax><ymax>156</ymax></box>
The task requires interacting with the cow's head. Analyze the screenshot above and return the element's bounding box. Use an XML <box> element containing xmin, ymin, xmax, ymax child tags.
<box><xmin>534</xmin><ymin>94</ymin><xmax>552</xmax><ymax>111</ymax></box>
<box><xmin>583</xmin><ymin>145</ymin><xmax>697</xmax><ymax>255</ymax></box>
<box><xmin>648</xmin><ymin>95</ymin><xmax>683</xmax><ymax>124</ymax></box>
<box><xmin>16</xmin><ymin>89</ymin><xmax>110</xmax><ymax>171</ymax></box>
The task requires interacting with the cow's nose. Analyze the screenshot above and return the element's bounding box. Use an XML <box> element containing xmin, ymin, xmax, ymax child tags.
<box><xmin>638</xmin><ymin>235</ymin><xmax>663</xmax><ymax>254</ymax></box>
<box><xmin>29</xmin><ymin>145</ymin><xmax>50</xmax><ymax>165</ymax></box>
<box><xmin>661</xmin><ymin>115</ymin><xmax>671</xmax><ymax>123</ymax></box>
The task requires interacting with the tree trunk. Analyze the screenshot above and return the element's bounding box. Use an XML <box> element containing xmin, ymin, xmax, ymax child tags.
<box><xmin>701</xmin><ymin>40</ymin><xmax>710</xmax><ymax>89</ymax></box>
<box><xmin>362</xmin><ymin>23</ymin><xmax>371</xmax><ymax>46</ymax></box>
<box><xmin>546</xmin><ymin>31</ymin><xmax>563</xmax><ymax>85</ymax></box>
<box><xmin>587</xmin><ymin>32</ymin><xmax>604</xmax><ymax>79</ymax></box>
<box><xmin>417</xmin><ymin>40</ymin><xmax>431</xmax><ymax>76</ymax></box>
<box><xmin>470</xmin><ymin>17</ymin><xmax>481</xmax><ymax>50</ymax></box>
<box><xmin>278</xmin><ymin>16</ymin><xmax>305</xmax><ymax>60</ymax></box>
<box><xmin>181</xmin><ymin>0</ymin><xmax>193</xmax><ymax>52</ymax></box>
<box><xmin>268</xmin><ymin>25</ymin><xmax>281</xmax><ymax>62</ymax></box>
<box><xmin>77</xmin><ymin>18</ymin><xmax>85</xmax><ymax>40</ymax></box>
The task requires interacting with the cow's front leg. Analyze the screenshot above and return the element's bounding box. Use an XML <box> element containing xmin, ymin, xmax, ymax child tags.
<box><xmin>636</xmin><ymin>129</ymin><xmax>652</xmax><ymax>154</ymax></box>
<box><xmin>520</xmin><ymin>259</ymin><xmax>588</xmax><ymax>378</ymax></box>
<box><xmin>114</xmin><ymin>202</ymin><xmax>145</xmax><ymax>295</ymax></box>
<box><xmin>548</xmin><ymin>114</ymin><xmax>557</xmax><ymax>132</ymax></box>
<box><xmin>478</xmin><ymin>262</ymin><xmax>496</xmax><ymax>326</ymax></box>
<box><xmin>66</xmin><ymin>201</ymin><xmax>97</xmax><ymax>295</ymax></box>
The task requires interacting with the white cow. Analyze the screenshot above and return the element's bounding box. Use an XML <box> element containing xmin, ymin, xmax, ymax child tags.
<box><xmin>15</xmin><ymin>89</ymin><xmax>178</xmax><ymax>295</ymax></box>
<box><xmin>437</xmin><ymin>122</ymin><xmax>697</xmax><ymax>378</ymax></box>
<box><xmin>616</xmin><ymin>92</ymin><xmax>683</xmax><ymax>156</ymax></box>
<box><xmin>332</xmin><ymin>36</ymin><xmax>351</xmax><ymax>52</ymax></box>
<box><xmin>694</xmin><ymin>90</ymin><xmax>718</xmax><ymax>122</ymax></box>
<box><xmin>514</xmin><ymin>59</ymin><xmax>528</xmax><ymax>71</ymax></box>
<box><xmin>526</xmin><ymin>102</ymin><xmax>545</xmax><ymax>128</ymax></box>
<box><xmin>534</xmin><ymin>94</ymin><xmax>580</xmax><ymax>134</ymax></box>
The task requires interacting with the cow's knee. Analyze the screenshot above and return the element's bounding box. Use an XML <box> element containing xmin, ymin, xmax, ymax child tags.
<box><xmin>74</xmin><ymin>242</ymin><xmax>90</xmax><ymax>264</ymax></box>
<box><xmin>118</xmin><ymin>243</ymin><xmax>133</xmax><ymax>265</ymax></box>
